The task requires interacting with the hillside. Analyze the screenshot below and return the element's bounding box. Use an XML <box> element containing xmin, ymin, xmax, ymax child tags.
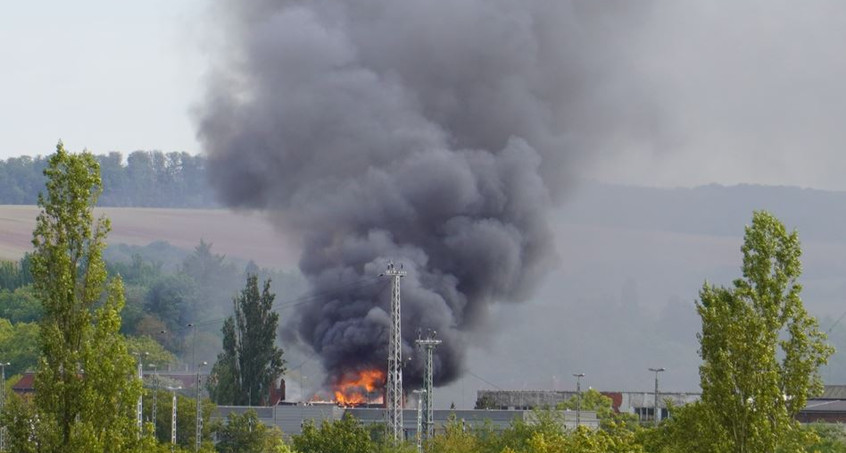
<box><xmin>0</xmin><ymin>205</ymin><xmax>298</xmax><ymax>270</ymax></box>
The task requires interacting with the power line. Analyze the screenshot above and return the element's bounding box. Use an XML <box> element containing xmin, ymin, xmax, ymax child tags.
<box><xmin>466</xmin><ymin>371</ymin><xmax>504</xmax><ymax>391</ymax></box>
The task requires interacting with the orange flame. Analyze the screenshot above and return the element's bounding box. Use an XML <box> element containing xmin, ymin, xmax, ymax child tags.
<box><xmin>333</xmin><ymin>369</ymin><xmax>386</xmax><ymax>406</ymax></box>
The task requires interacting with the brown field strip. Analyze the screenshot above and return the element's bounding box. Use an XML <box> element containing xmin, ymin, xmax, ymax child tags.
<box><xmin>0</xmin><ymin>205</ymin><xmax>299</xmax><ymax>269</ymax></box>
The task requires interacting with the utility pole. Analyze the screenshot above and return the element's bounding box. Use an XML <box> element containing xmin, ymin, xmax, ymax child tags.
<box><xmin>0</xmin><ymin>361</ymin><xmax>9</xmax><ymax>451</ymax></box>
<box><xmin>573</xmin><ymin>373</ymin><xmax>585</xmax><ymax>427</ymax></box>
<box><xmin>138</xmin><ymin>359</ymin><xmax>143</xmax><ymax>436</ymax></box>
<box><xmin>168</xmin><ymin>386</ymin><xmax>182</xmax><ymax>452</ymax></box>
<box><xmin>416</xmin><ymin>330</ymin><xmax>441</xmax><ymax>441</ymax></box>
<box><xmin>649</xmin><ymin>367</ymin><xmax>665</xmax><ymax>426</ymax></box>
<box><xmin>384</xmin><ymin>262</ymin><xmax>406</xmax><ymax>444</ymax></box>
<box><xmin>196</xmin><ymin>361</ymin><xmax>207</xmax><ymax>452</ymax></box>
<box><xmin>412</xmin><ymin>389</ymin><xmax>426</xmax><ymax>453</ymax></box>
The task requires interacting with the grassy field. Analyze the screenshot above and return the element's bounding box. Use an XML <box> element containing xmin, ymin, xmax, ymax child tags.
<box><xmin>0</xmin><ymin>205</ymin><xmax>299</xmax><ymax>269</ymax></box>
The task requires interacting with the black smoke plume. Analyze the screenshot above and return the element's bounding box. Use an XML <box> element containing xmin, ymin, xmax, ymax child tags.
<box><xmin>198</xmin><ymin>1</ymin><xmax>651</xmax><ymax>387</ymax></box>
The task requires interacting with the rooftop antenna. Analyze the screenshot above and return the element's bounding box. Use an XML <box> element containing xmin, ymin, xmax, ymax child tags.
<box><xmin>385</xmin><ymin>261</ymin><xmax>407</xmax><ymax>444</ymax></box>
<box><xmin>416</xmin><ymin>329</ymin><xmax>442</xmax><ymax>442</ymax></box>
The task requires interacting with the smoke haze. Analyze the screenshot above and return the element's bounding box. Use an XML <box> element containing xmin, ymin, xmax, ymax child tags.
<box><xmin>197</xmin><ymin>0</ymin><xmax>657</xmax><ymax>387</ymax></box>
<box><xmin>197</xmin><ymin>0</ymin><xmax>846</xmax><ymax>391</ymax></box>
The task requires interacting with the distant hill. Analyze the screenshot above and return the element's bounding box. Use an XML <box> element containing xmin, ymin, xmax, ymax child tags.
<box><xmin>559</xmin><ymin>182</ymin><xmax>846</xmax><ymax>242</ymax></box>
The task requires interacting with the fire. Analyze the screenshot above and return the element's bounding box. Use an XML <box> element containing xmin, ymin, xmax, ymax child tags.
<box><xmin>333</xmin><ymin>369</ymin><xmax>386</xmax><ymax>406</ymax></box>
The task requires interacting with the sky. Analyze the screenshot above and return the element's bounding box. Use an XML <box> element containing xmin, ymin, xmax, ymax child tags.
<box><xmin>0</xmin><ymin>1</ymin><xmax>206</xmax><ymax>159</ymax></box>
<box><xmin>4</xmin><ymin>2</ymin><xmax>846</xmax><ymax>190</ymax></box>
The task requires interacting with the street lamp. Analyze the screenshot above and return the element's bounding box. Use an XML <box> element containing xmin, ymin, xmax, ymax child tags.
<box><xmin>195</xmin><ymin>361</ymin><xmax>207</xmax><ymax>452</ymax></box>
<box><xmin>648</xmin><ymin>367</ymin><xmax>665</xmax><ymax>426</ymax></box>
<box><xmin>573</xmin><ymin>373</ymin><xmax>585</xmax><ymax>427</ymax></box>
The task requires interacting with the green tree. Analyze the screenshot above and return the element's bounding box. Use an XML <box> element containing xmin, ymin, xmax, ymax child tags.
<box><xmin>427</xmin><ymin>415</ymin><xmax>480</xmax><ymax>453</ymax></box>
<box><xmin>0</xmin><ymin>393</ymin><xmax>39</xmax><ymax>453</ymax></box>
<box><xmin>694</xmin><ymin>211</ymin><xmax>833</xmax><ymax>452</ymax></box>
<box><xmin>0</xmin><ymin>319</ymin><xmax>39</xmax><ymax>375</ymax></box>
<box><xmin>292</xmin><ymin>414</ymin><xmax>375</xmax><ymax>453</ymax></box>
<box><xmin>126</xmin><ymin>335</ymin><xmax>177</xmax><ymax>369</ymax></box>
<box><xmin>214</xmin><ymin>409</ymin><xmax>291</xmax><ymax>453</ymax></box>
<box><xmin>0</xmin><ymin>286</ymin><xmax>43</xmax><ymax>323</ymax></box>
<box><xmin>208</xmin><ymin>275</ymin><xmax>285</xmax><ymax>405</ymax></box>
<box><xmin>28</xmin><ymin>142</ymin><xmax>147</xmax><ymax>452</ymax></box>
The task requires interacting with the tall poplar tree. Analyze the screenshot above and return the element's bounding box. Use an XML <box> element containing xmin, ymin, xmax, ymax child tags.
<box><xmin>208</xmin><ymin>275</ymin><xmax>285</xmax><ymax>405</ymax></box>
<box><xmin>695</xmin><ymin>211</ymin><xmax>833</xmax><ymax>452</ymax></box>
<box><xmin>30</xmin><ymin>142</ymin><xmax>146</xmax><ymax>452</ymax></box>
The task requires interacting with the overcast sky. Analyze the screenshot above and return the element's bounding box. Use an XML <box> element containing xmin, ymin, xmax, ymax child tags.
<box><xmin>3</xmin><ymin>1</ymin><xmax>846</xmax><ymax>191</ymax></box>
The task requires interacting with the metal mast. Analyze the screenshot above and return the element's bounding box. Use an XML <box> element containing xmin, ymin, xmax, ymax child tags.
<box><xmin>412</xmin><ymin>389</ymin><xmax>426</xmax><ymax>453</ymax></box>
<box><xmin>416</xmin><ymin>331</ymin><xmax>441</xmax><ymax>440</ymax></box>
<box><xmin>168</xmin><ymin>385</ymin><xmax>182</xmax><ymax>451</ymax></box>
<box><xmin>385</xmin><ymin>262</ymin><xmax>406</xmax><ymax>443</ymax></box>
<box><xmin>137</xmin><ymin>359</ymin><xmax>144</xmax><ymax>436</ymax></box>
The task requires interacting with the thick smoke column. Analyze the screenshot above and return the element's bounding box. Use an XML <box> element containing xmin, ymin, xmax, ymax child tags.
<box><xmin>198</xmin><ymin>1</ymin><xmax>649</xmax><ymax>386</ymax></box>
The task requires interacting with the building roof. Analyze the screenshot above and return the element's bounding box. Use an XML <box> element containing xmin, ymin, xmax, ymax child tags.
<box><xmin>802</xmin><ymin>399</ymin><xmax>846</xmax><ymax>413</ymax></box>
<box><xmin>819</xmin><ymin>385</ymin><xmax>846</xmax><ymax>400</ymax></box>
<box><xmin>11</xmin><ymin>372</ymin><xmax>35</xmax><ymax>394</ymax></box>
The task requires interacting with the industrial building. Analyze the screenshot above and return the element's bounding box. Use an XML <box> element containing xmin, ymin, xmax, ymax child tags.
<box><xmin>475</xmin><ymin>389</ymin><xmax>700</xmax><ymax>423</ymax></box>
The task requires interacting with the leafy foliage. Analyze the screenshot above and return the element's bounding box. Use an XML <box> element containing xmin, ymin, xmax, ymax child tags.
<box><xmin>0</xmin><ymin>318</ymin><xmax>39</xmax><ymax>375</ymax></box>
<box><xmin>214</xmin><ymin>409</ymin><xmax>290</xmax><ymax>453</ymax></box>
<box><xmin>208</xmin><ymin>275</ymin><xmax>285</xmax><ymax>405</ymax></box>
<box><xmin>125</xmin><ymin>335</ymin><xmax>177</xmax><ymax>369</ymax></box>
<box><xmin>28</xmin><ymin>142</ymin><xmax>148</xmax><ymax>452</ymax></box>
<box><xmin>0</xmin><ymin>286</ymin><xmax>42</xmax><ymax>323</ymax></box>
<box><xmin>0</xmin><ymin>255</ymin><xmax>33</xmax><ymax>291</ymax></box>
<box><xmin>693</xmin><ymin>211</ymin><xmax>834</xmax><ymax>452</ymax></box>
<box><xmin>0</xmin><ymin>151</ymin><xmax>214</xmax><ymax>207</ymax></box>
<box><xmin>293</xmin><ymin>414</ymin><xmax>376</xmax><ymax>453</ymax></box>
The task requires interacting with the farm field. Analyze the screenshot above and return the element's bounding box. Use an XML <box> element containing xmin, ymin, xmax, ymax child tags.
<box><xmin>0</xmin><ymin>205</ymin><xmax>299</xmax><ymax>269</ymax></box>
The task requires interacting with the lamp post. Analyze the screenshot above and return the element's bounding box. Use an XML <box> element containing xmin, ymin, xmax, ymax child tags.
<box><xmin>573</xmin><ymin>373</ymin><xmax>585</xmax><ymax>427</ymax></box>
<box><xmin>0</xmin><ymin>361</ymin><xmax>10</xmax><ymax>451</ymax></box>
<box><xmin>195</xmin><ymin>361</ymin><xmax>207</xmax><ymax>452</ymax></box>
<box><xmin>167</xmin><ymin>386</ymin><xmax>182</xmax><ymax>452</ymax></box>
<box><xmin>648</xmin><ymin>367</ymin><xmax>665</xmax><ymax>426</ymax></box>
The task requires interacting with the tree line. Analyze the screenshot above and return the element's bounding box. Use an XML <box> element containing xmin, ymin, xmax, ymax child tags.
<box><xmin>0</xmin><ymin>150</ymin><xmax>215</xmax><ymax>207</ymax></box>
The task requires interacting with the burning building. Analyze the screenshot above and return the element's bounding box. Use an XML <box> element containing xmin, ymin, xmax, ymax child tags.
<box><xmin>197</xmin><ymin>0</ymin><xmax>648</xmax><ymax>397</ymax></box>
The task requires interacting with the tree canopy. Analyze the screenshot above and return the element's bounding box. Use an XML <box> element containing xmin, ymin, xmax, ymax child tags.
<box><xmin>0</xmin><ymin>151</ymin><xmax>214</xmax><ymax>207</ymax></box>
<box><xmin>28</xmin><ymin>142</ymin><xmax>148</xmax><ymax>452</ymax></box>
<box><xmin>694</xmin><ymin>210</ymin><xmax>833</xmax><ymax>452</ymax></box>
<box><xmin>208</xmin><ymin>275</ymin><xmax>285</xmax><ymax>405</ymax></box>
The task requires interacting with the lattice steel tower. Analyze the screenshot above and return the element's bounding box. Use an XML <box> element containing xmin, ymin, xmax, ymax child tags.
<box><xmin>416</xmin><ymin>331</ymin><xmax>441</xmax><ymax>441</ymax></box>
<box><xmin>385</xmin><ymin>262</ymin><xmax>406</xmax><ymax>443</ymax></box>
